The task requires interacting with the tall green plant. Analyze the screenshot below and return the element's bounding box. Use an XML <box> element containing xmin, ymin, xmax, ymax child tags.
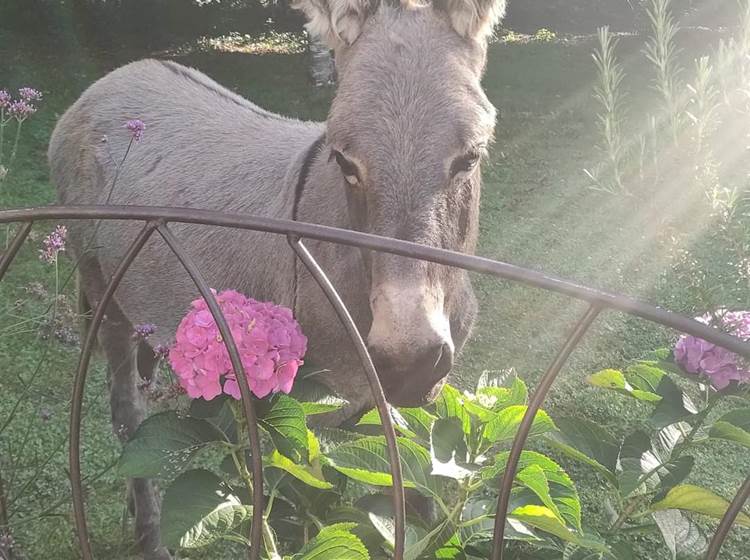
<box><xmin>587</xmin><ymin>27</ymin><xmax>628</xmax><ymax>194</ymax></box>
<box><xmin>644</xmin><ymin>0</ymin><xmax>685</xmax><ymax>144</ymax></box>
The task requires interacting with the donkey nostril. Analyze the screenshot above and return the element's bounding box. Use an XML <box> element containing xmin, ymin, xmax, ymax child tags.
<box><xmin>427</xmin><ymin>342</ymin><xmax>454</xmax><ymax>379</ymax></box>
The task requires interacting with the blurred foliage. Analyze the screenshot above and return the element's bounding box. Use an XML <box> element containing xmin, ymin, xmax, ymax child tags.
<box><xmin>0</xmin><ymin>0</ymin><xmax>744</xmax><ymax>54</ymax></box>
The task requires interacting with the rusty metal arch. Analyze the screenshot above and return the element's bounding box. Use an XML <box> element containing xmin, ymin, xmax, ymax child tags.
<box><xmin>0</xmin><ymin>205</ymin><xmax>748</xmax><ymax>560</ymax></box>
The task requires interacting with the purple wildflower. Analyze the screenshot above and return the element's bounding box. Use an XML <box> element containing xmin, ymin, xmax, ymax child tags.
<box><xmin>133</xmin><ymin>323</ymin><xmax>157</xmax><ymax>340</ymax></box>
<box><xmin>18</xmin><ymin>87</ymin><xmax>42</xmax><ymax>102</ymax></box>
<box><xmin>40</xmin><ymin>407</ymin><xmax>53</xmax><ymax>421</ymax></box>
<box><xmin>0</xmin><ymin>89</ymin><xmax>10</xmax><ymax>109</ymax></box>
<box><xmin>124</xmin><ymin>119</ymin><xmax>146</xmax><ymax>141</ymax></box>
<box><xmin>674</xmin><ymin>310</ymin><xmax>750</xmax><ymax>390</ymax></box>
<box><xmin>154</xmin><ymin>344</ymin><xmax>170</xmax><ymax>359</ymax></box>
<box><xmin>8</xmin><ymin>99</ymin><xmax>37</xmax><ymax>121</ymax></box>
<box><xmin>39</xmin><ymin>225</ymin><xmax>67</xmax><ymax>264</ymax></box>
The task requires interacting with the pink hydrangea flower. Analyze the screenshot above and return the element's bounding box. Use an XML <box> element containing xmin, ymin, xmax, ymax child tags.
<box><xmin>674</xmin><ymin>310</ymin><xmax>750</xmax><ymax>390</ymax></box>
<box><xmin>169</xmin><ymin>290</ymin><xmax>307</xmax><ymax>401</ymax></box>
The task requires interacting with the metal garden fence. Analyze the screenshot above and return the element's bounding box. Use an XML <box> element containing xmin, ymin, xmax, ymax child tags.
<box><xmin>0</xmin><ymin>205</ymin><xmax>748</xmax><ymax>560</ymax></box>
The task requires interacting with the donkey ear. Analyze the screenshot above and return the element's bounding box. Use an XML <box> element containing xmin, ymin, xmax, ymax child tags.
<box><xmin>292</xmin><ymin>0</ymin><xmax>375</xmax><ymax>49</ymax></box>
<box><xmin>435</xmin><ymin>0</ymin><xmax>507</xmax><ymax>42</ymax></box>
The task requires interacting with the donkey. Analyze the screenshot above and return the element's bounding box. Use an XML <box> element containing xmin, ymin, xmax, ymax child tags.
<box><xmin>49</xmin><ymin>0</ymin><xmax>505</xmax><ymax>557</ymax></box>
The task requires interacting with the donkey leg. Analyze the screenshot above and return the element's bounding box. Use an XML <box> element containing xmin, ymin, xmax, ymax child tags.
<box><xmin>100</xmin><ymin>313</ymin><xmax>170</xmax><ymax>560</ymax></box>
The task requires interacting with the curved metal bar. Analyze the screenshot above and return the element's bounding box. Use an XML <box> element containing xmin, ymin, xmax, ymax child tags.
<box><xmin>287</xmin><ymin>236</ymin><xmax>407</xmax><ymax>559</ymax></box>
<box><xmin>69</xmin><ymin>222</ymin><xmax>158</xmax><ymax>560</ymax></box>
<box><xmin>491</xmin><ymin>304</ymin><xmax>602</xmax><ymax>560</ymax></box>
<box><xmin>157</xmin><ymin>224</ymin><xmax>264</xmax><ymax>560</ymax></box>
<box><xmin>0</xmin><ymin>221</ymin><xmax>32</xmax><ymax>281</ymax></box>
<box><xmin>706</xmin><ymin>474</ymin><xmax>750</xmax><ymax>559</ymax></box>
<box><xmin>0</xmin><ymin>206</ymin><xmax>747</xmax><ymax>359</ymax></box>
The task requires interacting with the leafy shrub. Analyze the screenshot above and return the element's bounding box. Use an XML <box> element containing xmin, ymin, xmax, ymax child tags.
<box><xmin>118</xmin><ymin>370</ymin><xmax>604</xmax><ymax>558</ymax></box>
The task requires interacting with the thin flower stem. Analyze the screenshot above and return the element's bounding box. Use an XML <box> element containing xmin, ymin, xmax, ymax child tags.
<box><xmin>0</xmin><ymin>109</ymin><xmax>6</xmax><ymax>166</ymax></box>
<box><xmin>83</xmin><ymin>137</ymin><xmax>134</xmax><ymax>258</ymax></box>
<box><xmin>229</xmin><ymin>402</ymin><xmax>282</xmax><ymax>559</ymax></box>
<box><xmin>53</xmin><ymin>260</ymin><xmax>59</xmax><ymax>328</ymax></box>
<box><xmin>6</xmin><ymin>120</ymin><xmax>23</xmax><ymax>174</ymax></box>
<box><xmin>0</xmin><ymin>259</ymin><xmax>66</xmax><ymax>437</ymax></box>
<box><xmin>263</xmin><ymin>521</ymin><xmax>281</xmax><ymax>560</ymax></box>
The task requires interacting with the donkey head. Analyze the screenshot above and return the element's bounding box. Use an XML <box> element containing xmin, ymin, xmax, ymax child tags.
<box><xmin>295</xmin><ymin>0</ymin><xmax>504</xmax><ymax>406</ymax></box>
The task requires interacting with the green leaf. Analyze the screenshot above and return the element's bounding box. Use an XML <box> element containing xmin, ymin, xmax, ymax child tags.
<box><xmin>625</xmin><ymin>364</ymin><xmax>667</xmax><ymax>393</ymax></box>
<box><xmin>293</xmin><ymin>523</ymin><xmax>370</xmax><ymax>560</ymax></box>
<box><xmin>651</xmin><ymin>484</ymin><xmax>750</xmax><ymax>527</ymax></box>
<box><xmin>709</xmin><ymin>409</ymin><xmax>750</xmax><ymax>449</ymax></box>
<box><xmin>436</xmin><ymin>385</ymin><xmax>472</xmax><ymax>435</ymax></box>
<box><xmin>404</xmin><ymin>517</ymin><xmax>455</xmax><ymax>560</ymax></box>
<box><xmin>618</xmin><ymin>430</ymin><xmax>653</xmax><ymax>497</ymax></box>
<box><xmin>354</xmin><ymin>494</ymin><xmax>422</xmax><ymax>550</ymax></box>
<box><xmin>509</xmin><ymin>505</ymin><xmax>607</xmax><ymax>551</ymax></box>
<box><xmin>189</xmin><ymin>395</ymin><xmax>230</xmax><ymax>419</ymax></box>
<box><xmin>484</xmin><ymin>451</ymin><xmax>582</xmax><ymax>531</ymax></box>
<box><xmin>462</xmin><ymin>397</ymin><xmax>497</xmax><ymax>423</ymax></box>
<box><xmin>328</xmin><ymin>436</ymin><xmax>438</xmax><ymax>499</ymax></box>
<box><xmin>655</xmin><ymin>456</ymin><xmax>695</xmax><ymax>500</ymax></box>
<box><xmin>652</xmin><ymin>509</ymin><xmax>707</xmax><ymax>560</ymax></box>
<box><xmin>640</xmin><ymin>372</ymin><xmax>698</xmax><ymax>428</ymax></box>
<box><xmin>543</xmin><ymin>417</ymin><xmax>619</xmax><ymax>484</ymax></box>
<box><xmin>467</xmin><ymin>372</ymin><xmax>528</xmax><ymax>422</ymax></box>
<box><xmin>459</xmin><ymin>498</ymin><xmax>496</xmax><ymax>549</ymax></box>
<box><xmin>477</xmin><ymin>376</ymin><xmax>528</xmax><ymax>409</ymax></box>
<box><xmin>477</xmin><ymin>369</ymin><xmax>512</xmax><ymax>390</ymax></box>
<box><xmin>256</xmin><ymin>394</ymin><xmax>308</xmax><ymax>463</ymax></box>
<box><xmin>290</xmin><ymin>378</ymin><xmax>348</xmax><ymax>416</ymax></box>
<box><xmin>435</xmin><ymin>534</ymin><xmax>466</xmax><ymax>559</ymax></box>
<box><xmin>587</xmin><ymin>369</ymin><xmax>662</xmax><ymax>402</ymax></box>
<box><xmin>357</xmin><ymin>407</ymin><xmax>438</xmax><ymax>443</ymax></box>
<box><xmin>619</xmin><ymin>359</ymin><xmax>691</xmax><ymax>418</ymax></box>
<box><xmin>618</xmin><ymin>425</ymin><xmax>691</xmax><ymax>499</ymax></box>
<box><xmin>265</xmin><ymin>450</ymin><xmax>333</xmax><ymax>490</ymax></box>
<box><xmin>477</xmin><ymin>369</ymin><xmax>522</xmax><ymax>390</ymax></box>
<box><xmin>398</xmin><ymin>408</ymin><xmax>438</xmax><ymax>442</ymax></box>
<box><xmin>517</xmin><ymin>465</ymin><xmax>564</xmax><ymax>524</ymax></box>
<box><xmin>482</xmin><ymin>405</ymin><xmax>556</xmax><ymax>444</ymax></box>
<box><xmin>357</xmin><ymin>408</ymin><xmax>417</xmax><ymax>439</ymax></box>
<box><xmin>430</xmin><ymin>417</ymin><xmax>472</xmax><ymax>480</ymax></box>
<box><xmin>459</xmin><ymin>495</ymin><xmax>547</xmax><ymax>549</ymax></box>
<box><xmin>160</xmin><ymin>469</ymin><xmax>252</xmax><ymax>549</ymax></box>
<box><xmin>118</xmin><ymin>411</ymin><xmax>227</xmax><ymax>478</ymax></box>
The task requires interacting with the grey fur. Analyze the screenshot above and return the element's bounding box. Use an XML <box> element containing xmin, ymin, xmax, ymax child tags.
<box><xmin>48</xmin><ymin>2</ymin><xmax>502</xmax><ymax>557</ymax></box>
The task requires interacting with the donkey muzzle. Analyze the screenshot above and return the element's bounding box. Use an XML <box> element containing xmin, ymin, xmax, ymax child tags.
<box><xmin>369</xmin><ymin>340</ymin><xmax>454</xmax><ymax>407</ymax></box>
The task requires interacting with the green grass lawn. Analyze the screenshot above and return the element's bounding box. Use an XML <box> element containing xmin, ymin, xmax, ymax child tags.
<box><xmin>1</xmin><ymin>18</ymin><xmax>749</xmax><ymax>560</ymax></box>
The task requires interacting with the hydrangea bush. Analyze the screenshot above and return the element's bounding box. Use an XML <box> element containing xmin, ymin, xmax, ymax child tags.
<box><xmin>113</xmin><ymin>293</ymin><xmax>750</xmax><ymax>559</ymax></box>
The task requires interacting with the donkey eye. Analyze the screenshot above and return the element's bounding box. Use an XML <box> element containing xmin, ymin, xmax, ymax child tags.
<box><xmin>333</xmin><ymin>150</ymin><xmax>361</xmax><ymax>186</ymax></box>
<box><xmin>450</xmin><ymin>151</ymin><xmax>481</xmax><ymax>178</ymax></box>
